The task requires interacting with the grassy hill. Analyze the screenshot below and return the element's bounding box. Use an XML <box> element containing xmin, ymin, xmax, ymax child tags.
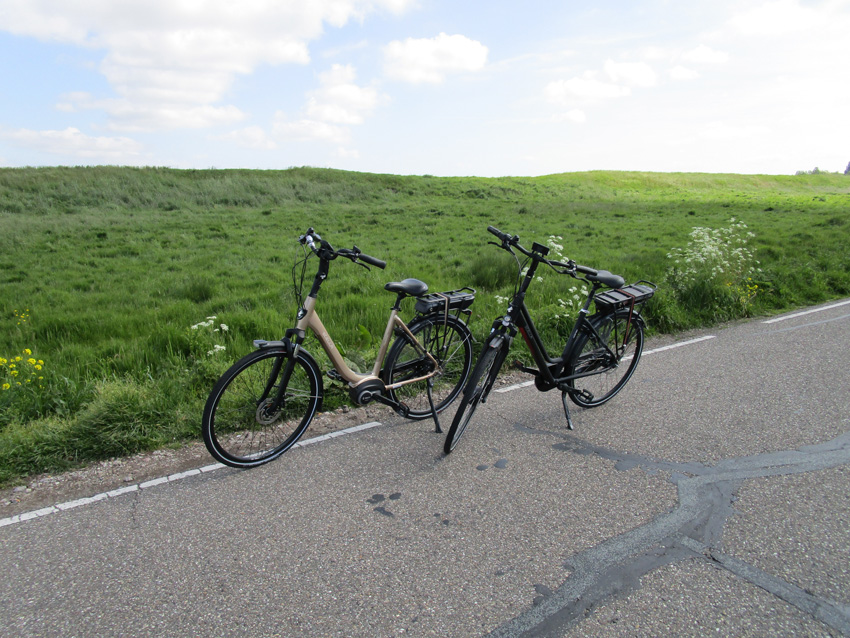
<box><xmin>1</xmin><ymin>166</ymin><xmax>848</xmax><ymax>483</ymax></box>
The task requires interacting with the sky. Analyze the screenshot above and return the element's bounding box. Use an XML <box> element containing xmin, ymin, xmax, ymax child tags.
<box><xmin>0</xmin><ymin>0</ymin><xmax>848</xmax><ymax>176</ymax></box>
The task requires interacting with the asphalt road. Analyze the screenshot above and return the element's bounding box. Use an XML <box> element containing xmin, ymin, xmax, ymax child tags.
<box><xmin>2</xmin><ymin>299</ymin><xmax>849</xmax><ymax>637</ymax></box>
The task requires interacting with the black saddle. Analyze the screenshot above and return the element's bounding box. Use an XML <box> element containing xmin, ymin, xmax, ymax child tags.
<box><xmin>587</xmin><ymin>270</ymin><xmax>625</xmax><ymax>289</ymax></box>
<box><xmin>384</xmin><ymin>278</ymin><xmax>429</xmax><ymax>297</ymax></box>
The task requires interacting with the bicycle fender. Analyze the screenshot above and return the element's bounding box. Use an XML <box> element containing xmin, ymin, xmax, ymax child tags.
<box><xmin>252</xmin><ymin>338</ymin><xmax>323</xmax><ymax>381</ymax></box>
<box><xmin>254</xmin><ymin>327</ymin><xmax>310</xmax><ymax>356</ymax></box>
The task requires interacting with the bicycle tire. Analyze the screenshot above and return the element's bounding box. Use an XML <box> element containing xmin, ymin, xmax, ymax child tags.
<box><xmin>383</xmin><ymin>314</ymin><xmax>473</xmax><ymax>419</ymax></box>
<box><xmin>202</xmin><ymin>346</ymin><xmax>322</xmax><ymax>468</ymax></box>
<box><xmin>444</xmin><ymin>337</ymin><xmax>506</xmax><ymax>454</ymax></box>
<box><xmin>565</xmin><ymin>309</ymin><xmax>644</xmax><ymax>408</ymax></box>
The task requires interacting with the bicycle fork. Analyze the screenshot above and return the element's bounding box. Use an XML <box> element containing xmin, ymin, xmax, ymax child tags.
<box><xmin>259</xmin><ymin>329</ymin><xmax>307</xmax><ymax>420</ymax></box>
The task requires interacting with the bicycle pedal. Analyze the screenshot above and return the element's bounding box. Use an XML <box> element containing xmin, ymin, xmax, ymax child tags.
<box><xmin>327</xmin><ymin>369</ymin><xmax>343</xmax><ymax>381</ymax></box>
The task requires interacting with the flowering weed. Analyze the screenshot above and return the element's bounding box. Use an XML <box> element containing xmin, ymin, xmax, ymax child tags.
<box><xmin>666</xmin><ymin>218</ymin><xmax>762</xmax><ymax>319</ymax></box>
<box><xmin>186</xmin><ymin>316</ymin><xmax>230</xmax><ymax>386</ymax></box>
<box><xmin>13</xmin><ymin>309</ymin><xmax>30</xmax><ymax>326</ymax></box>
<box><xmin>1</xmin><ymin>348</ymin><xmax>48</xmax><ymax>427</ymax></box>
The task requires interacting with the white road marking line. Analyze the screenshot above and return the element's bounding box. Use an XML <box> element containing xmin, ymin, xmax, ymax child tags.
<box><xmin>0</xmin><ymin>420</ymin><xmax>383</xmax><ymax>529</ymax></box>
<box><xmin>762</xmin><ymin>299</ymin><xmax>850</xmax><ymax>324</ymax></box>
<box><xmin>496</xmin><ymin>380</ymin><xmax>535</xmax><ymax>393</ymax></box>
<box><xmin>640</xmin><ymin>335</ymin><xmax>716</xmax><ymax>355</ymax></box>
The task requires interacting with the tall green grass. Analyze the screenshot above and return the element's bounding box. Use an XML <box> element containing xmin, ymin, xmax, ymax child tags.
<box><xmin>1</xmin><ymin>166</ymin><xmax>849</xmax><ymax>483</ymax></box>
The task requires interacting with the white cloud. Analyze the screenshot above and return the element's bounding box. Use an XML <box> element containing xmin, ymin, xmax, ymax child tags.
<box><xmin>544</xmin><ymin>74</ymin><xmax>630</xmax><ymax>105</ymax></box>
<box><xmin>681</xmin><ymin>44</ymin><xmax>729</xmax><ymax>65</ymax></box>
<box><xmin>273</xmin><ymin>115</ymin><xmax>351</xmax><ymax>144</ymax></box>
<box><xmin>602</xmin><ymin>60</ymin><xmax>657</xmax><ymax>88</ymax></box>
<box><xmin>270</xmin><ymin>63</ymin><xmax>379</xmax><ymax>147</ymax></box>
<box><xmin>0</xmin><ymin>126</ymin><xmax>143</xmax><ymax>159</ymax></box>
<box><xmin>334</xmin><ymin>146</ymin><xmax>360</xmax><ymax>160</ymax></box>
<box><xmin>728</xmin><ymin>0</ymin><xmax>822</xmax><ymax>36</ymax></box>
<box><xmin>383</xmin><ymin>33</ymin><xmax>488</xmax><ymax>84</ymax></box>
<box><xmin>553</xmin><ymin>109</ymin><xmax>587</xmax><ymax>124</ymax></box>
<box><xmin>305</xmin><ymin>65</ymin><xmax>379</xmax><ymax>125</ymax></box>
<box><xmin>0</xmin><ymin>0</ymin><xmax>414</xmax><ymax>131</ymax></box>
<box><xmin>697</xmin><ymin>121</ymin><xmax>772</xmax><ymax>141</ymax></box>
<box><xmin>214</xmin><ymin>126</ymin><xmax>277</xmax><ymax>150</ymax></box>
<box><xmin>669</xmin><ymin>65</ymin><xmax>700</xmax><ymax>81</ymax></box>
<box><xmin>544</xmin><ymin>58</ymin><xmax>658</xmax><ymax>111</ymax></box>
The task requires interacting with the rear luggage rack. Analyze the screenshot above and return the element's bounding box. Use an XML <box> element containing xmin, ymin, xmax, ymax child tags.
<box><xmin>594</xmin><ymin>281</ymin><xmax>656</xmax><ymax>312</ymax></box>
<box><xmin>415</xmin><ymin>287</ymin><xmax>476</xmax><ymax>315</ymax></box>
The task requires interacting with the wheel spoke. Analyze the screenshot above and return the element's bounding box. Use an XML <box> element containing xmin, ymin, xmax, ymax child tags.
<box><xmin>202</xmin><ymin>350</ymin><xmax>321</xmax><ymax>468</ymax></box>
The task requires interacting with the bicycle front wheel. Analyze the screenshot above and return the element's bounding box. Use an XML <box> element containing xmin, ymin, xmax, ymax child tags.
<box><xmin>565</xmin><ymin>309</ymin><xmax>644</xmax><ymax>408</ymax></box>
<box><xmin>444</xmin><ymin>337</ymin><xmax>506</xmax><ymax>454</ymax></box>
<box><xmin>202</xmin><ymin>347</ymin><xmax>322</xmax><ymax>468</ymax></box>
<box><xmin>383</xmin><ymin>314</ymin><xmax>473</xmax><ymax>419</ymax></box>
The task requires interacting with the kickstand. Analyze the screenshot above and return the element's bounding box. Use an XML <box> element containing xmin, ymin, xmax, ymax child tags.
<box><xmin>427</xmin><ymin>379</ymin><xmax>442</xmax><ymax>433</ymax></box>
<box><xmin>561</xmin><ymin>392</ymin><xmax>575</xmax><ymax>430</ymax></box>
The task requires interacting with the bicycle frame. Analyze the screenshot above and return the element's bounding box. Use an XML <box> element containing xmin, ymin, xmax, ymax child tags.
<box><xmin>496</xmin><ymin>249</ymin><xmax>626</xmax><ymax>393</ymax></box>
<box><xmin>293</xmin><ymin>294</ymin><xmax>439</xmax><ymax>390</ymax></box>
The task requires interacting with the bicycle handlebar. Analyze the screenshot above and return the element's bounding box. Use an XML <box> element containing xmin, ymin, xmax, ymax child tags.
<box><xmin>299</xmin><ymin>228</ymin><xmax>386</xmax><ymax>270</ymax></box>
<box><xmin>357</xmin><ymin>252</ymin><xmax>387</xmax><ymax>269</ymax></box>
<box><xmin>486</xmin><ymin>225</ymin><xmax>597</xmax><ymax>277</ymax></box>
<box><xmin>487</xmin><ymin>225</ymin><xmax>519</xmax><ymax>245</ymax></box>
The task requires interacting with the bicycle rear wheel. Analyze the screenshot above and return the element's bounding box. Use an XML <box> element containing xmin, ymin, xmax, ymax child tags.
<box><xmin>202</xmin><ymin>347</ymin><xmax>322</xmax><ymax>468</ymax></box>
<box><xmin>565</xmin><ymin>309</ymin><xmax>644</xmax><ymax>408</ymax></box>
<box><xmin>383</xmin><ymin>314</ymin><xmax>473</xmax><ymax>419</ymax></box>
<box><xmin>444</xmin><ymin>337</ymin><xmax>506</xmax><ymax>454</ymax></box>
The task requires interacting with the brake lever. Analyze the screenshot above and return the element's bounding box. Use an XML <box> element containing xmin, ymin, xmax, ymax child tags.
<box><xmin>338</xmin><ymin>246</ymin><xmax>371</xmax><ymax>270</ymax></box>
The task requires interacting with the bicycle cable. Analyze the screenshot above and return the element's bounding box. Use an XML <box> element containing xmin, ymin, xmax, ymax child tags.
<box><xmin>291</xmin><ymin>241</ymin><xmax>311</xmax><ymax>310</ymax></box>
<box><xmin>512</xmin><ymin>252</ymin><xmax>531</xmax><ymax>297</ymax></box>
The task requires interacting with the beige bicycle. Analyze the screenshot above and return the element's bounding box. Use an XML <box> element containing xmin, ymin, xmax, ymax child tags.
<box><xmin>202</xmin><ymin>228</ymin><xmax>475</xmax><ymax>467</ymax></box>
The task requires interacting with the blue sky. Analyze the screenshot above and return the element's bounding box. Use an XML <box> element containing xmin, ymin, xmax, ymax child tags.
<box><xmin>1</xmin><ymin>0</ymin><xmax>847</xmax><ymax>176</ymax></box>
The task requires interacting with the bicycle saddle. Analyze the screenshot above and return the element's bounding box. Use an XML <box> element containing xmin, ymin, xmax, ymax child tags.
<box><xmin>587</xmin><ymin>270</ymin><xmax>625</xmax><ymax>289</ymax></box>
<box><xmin>385</xmin><ymin>278</ymin><xmax>429</xmax><ymax>296</ymax></box>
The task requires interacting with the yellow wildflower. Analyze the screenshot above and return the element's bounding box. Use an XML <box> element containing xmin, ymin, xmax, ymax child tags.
<box><xmin>23</xmin><ymin>348</ymin><xmax>32</xmax><ymax>355</ymax></box>
<box><xmin>27</xmin><ymin>358</ymin><xmax>36</xmax><ymax>365</ymax></box>
<box><xmin>1</xmin><ymin>383</ymin><xmax>9</xmax><ymax>391</ymax></box>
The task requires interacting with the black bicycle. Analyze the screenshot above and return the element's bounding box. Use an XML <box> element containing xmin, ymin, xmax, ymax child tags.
<box><xmin>203</xmin><ymin>228</ymin><xmax>475</xmax><ymax>468</ymax></box>
<box><xmin>444</xmin><ymin>226</ymin><xmax>656</xmax><ymax>453</ymax></box>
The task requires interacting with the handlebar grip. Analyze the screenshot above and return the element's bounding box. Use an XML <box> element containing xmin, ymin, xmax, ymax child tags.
<box><xmin>359</xmin><ymin>253</ymin><xmax>386</xmax><ymax>270</ymax></box>
<box><xmin>487</xmin><ymin>225</ymin><xmax>507</xmax><ymax>241</ymax></box>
